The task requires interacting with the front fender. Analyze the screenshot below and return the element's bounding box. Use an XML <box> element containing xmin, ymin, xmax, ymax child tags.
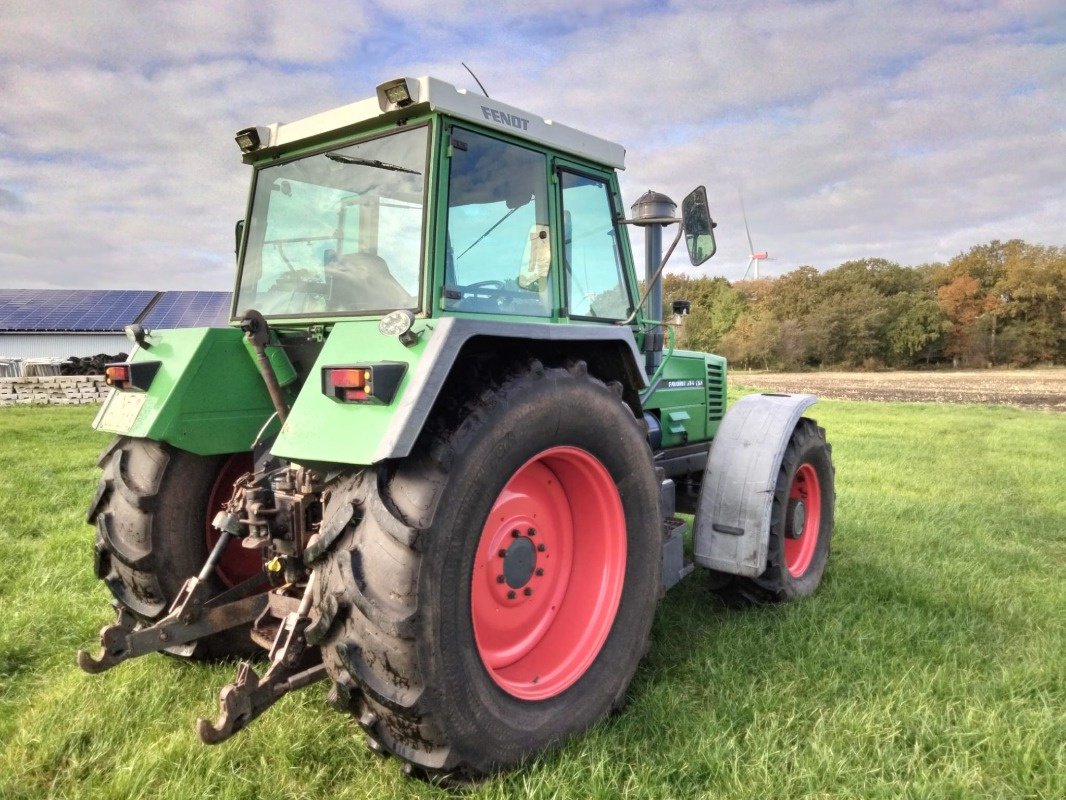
<box><xmin>692</xmin><ymin>393</ymin><xmax>818</xmax><ymax>577</ymax></box>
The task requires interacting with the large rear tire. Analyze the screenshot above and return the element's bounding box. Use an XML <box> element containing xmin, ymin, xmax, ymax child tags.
<box><xmin>311</xmin><ymin>361</ymin><xmax>662</xmax><ymax>779</ymax></box>
<box><xmin>86</xmin><ymin>437</ymin><xmax>262</xmax><ymax>659</ymax></box>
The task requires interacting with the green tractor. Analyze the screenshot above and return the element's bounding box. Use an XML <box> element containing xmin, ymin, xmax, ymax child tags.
<box><xmin>78</xmin><ymin>76</ymin><xmax>835</xmax><ymax>779</ymax></box>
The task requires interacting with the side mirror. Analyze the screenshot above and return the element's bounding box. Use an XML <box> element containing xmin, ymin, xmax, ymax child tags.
<box><xmin>234</xmin><ymin>220</ymin><xmax>245</xmax><ymax>261</ymax></box>
<box><xmin>681</xmin><ymin>186</ymin><xmax>717</xmax><ymax>266</ymax></box>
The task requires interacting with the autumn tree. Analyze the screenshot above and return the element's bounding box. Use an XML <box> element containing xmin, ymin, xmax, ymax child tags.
<box><xmin>659</xmin><ymin>239</ymin><xmax>1062</xmax><ymax>370</ymax></box>
<box><xmin>719</xmin><ymin>310</ymin><xmax>780</xmax><ymax>370</ymax></box>
<box><xmin>884</xmin><ymin>293</ymin><xmax>952</xmax><ymax>365</ymax></box>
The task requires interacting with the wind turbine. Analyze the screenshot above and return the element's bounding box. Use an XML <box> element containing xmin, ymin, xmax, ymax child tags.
<box><xmin>740</xmin><ymin>192</ymin><xmax>769</xmax><ymax>280</ymax></box>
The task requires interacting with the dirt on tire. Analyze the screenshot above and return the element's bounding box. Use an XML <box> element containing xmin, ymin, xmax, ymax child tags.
<box><xmin>729</xmin><ymin>368</ymin><xmax>1066</xmax><ymax>412</ymax></box>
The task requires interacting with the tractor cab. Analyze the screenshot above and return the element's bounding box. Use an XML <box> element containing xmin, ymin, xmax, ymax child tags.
<box><xmin>233</xmin><ymin>77</ymin><xmax>645</xmax><ymax>329</ymax></box>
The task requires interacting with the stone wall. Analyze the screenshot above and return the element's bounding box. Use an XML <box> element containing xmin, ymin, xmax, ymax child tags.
<box><xmin>0</xmin><ymin>375</ymin><xmax>109</xmax><ymax>406</ymax></box>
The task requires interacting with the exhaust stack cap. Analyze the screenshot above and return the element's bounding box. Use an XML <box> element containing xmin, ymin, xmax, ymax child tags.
<box><xmin>629</xmin><ymin>190</ymin><xmax>676</xmax><ymax>226</ymax></box>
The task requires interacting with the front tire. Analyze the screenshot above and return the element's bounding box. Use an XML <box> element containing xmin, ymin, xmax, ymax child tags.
<box><xmin>715</xmin><ymin>417</ymin><xmax>835</xmax><ymax>603</ymax></box>
<box><xmin>312</xmin><ymin>361</ymin><xmax>662</xmax><ymax>778</ymax></box>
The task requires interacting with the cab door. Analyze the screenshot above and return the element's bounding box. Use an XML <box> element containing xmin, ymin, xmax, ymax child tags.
<box><xmin>552</xmin><ymin>160</ymin><xmax>640</xmax><ymax>326</ymax></box>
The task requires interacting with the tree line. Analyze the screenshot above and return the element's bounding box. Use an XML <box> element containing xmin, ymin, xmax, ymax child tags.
<box><xmin>662</xmin><ymin>239</ymin><xmax>1065</xmax><ymax>370</ymax></box>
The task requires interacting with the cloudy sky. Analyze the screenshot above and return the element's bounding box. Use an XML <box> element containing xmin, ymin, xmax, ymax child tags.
<box><xmin>1</xmin><ymin>0</ymin><xmax>1063</xmax><ymax>290</ymax></box>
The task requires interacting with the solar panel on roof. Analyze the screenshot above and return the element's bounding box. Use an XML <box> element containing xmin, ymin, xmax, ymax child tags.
<box><xmin>0</xmin><ymin>290</ymin><xmax>158</xmax><ymax>332</ymax></box>
<box><xmin>139</xmin><ymin>291</ymin><xmax>232</xmax><ymax>329</ymax></box>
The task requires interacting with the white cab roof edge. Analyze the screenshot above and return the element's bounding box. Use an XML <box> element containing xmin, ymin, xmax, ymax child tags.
<box><xmin>259</xmin><ymin>76</ymin><xmax>626</xmax><ymax>170</ymax></box>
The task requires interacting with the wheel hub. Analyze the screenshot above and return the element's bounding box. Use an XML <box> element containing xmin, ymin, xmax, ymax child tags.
<box><xmin>785</xmin><ymin>498</ymin><xmax>806</xmax><ymax>539</ymax></box>
<box><xmin>502</xmin><ymin>532</ymin><xmax>537</xmax><ymax>589</ymax></box>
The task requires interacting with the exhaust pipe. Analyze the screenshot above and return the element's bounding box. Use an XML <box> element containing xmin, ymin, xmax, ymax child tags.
<box><xmin>629</xmin><ymin>190</ymin><xmax>677</xmax><ymax>375</ymax></box>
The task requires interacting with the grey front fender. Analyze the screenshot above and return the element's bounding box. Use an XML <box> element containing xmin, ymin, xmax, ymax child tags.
<box><xmin>693</xmin><ymin>393</ymin><xmax>817</xmax><ymax>577</ymax></box>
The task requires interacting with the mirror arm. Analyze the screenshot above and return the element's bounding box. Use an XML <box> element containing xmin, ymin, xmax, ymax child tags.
<box><xmin>617</xmin><ymin>221</ymin><xmax>684</xmax><ymax>326</ymax></box>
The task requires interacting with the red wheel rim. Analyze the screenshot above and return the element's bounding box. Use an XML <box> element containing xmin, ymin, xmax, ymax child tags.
<box><xmin>470</xmin><ymin>446</ymin><xmax>626</xmax><ymax>701</ymax></box>
<box><xmin>784</xmin><ymin>462</ymin><xmax>822</xmax><ymax>577</ymax></box>
<box><xmin>205</xmin><ymin>453</ymin><xmax>262</xmax><ymax>588</ymax></box>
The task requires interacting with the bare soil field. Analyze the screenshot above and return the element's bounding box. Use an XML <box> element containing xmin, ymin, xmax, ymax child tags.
<box><xmin>730</xmin><ymin>368</ymin><xmax>1066</xmax><ymax>412</ymax></box>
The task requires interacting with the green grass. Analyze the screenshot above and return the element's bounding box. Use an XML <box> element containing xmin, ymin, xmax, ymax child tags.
<box><xmin>0</xmin><ymin>402</ymin><xmax>1063</xmax><ymax>799</ymax></box>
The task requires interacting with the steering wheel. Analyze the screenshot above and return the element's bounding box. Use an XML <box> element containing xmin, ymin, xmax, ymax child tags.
<box><xmin>466</xmin><ymin>279</ymin><xmax>506</xmax><ymax>291</ymax></box>
<box><xmin>269</xmin><ymin>272</ymin><xmax>328</xmax><ymax>296</ymax></box>
<box><xmin>462</xmin><ymin>280</ymin><xmax>511</xmax><ymax>302</ymax></box>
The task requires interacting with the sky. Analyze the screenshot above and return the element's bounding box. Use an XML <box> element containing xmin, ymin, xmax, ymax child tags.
<box><xmin>1</xmin><ymin>0</ymin><xmax>1063</xmax><ymax>290</ymax></box>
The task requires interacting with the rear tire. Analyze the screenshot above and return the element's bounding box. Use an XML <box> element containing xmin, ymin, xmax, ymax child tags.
<box><xmin>311</xmin><ymin>361</ymin><xmax>662</xmax><ymax>779</ymax></box>
<box><xmin>713</xmin><ymin>418</ymin><xmax>835</xmax><ymax>603</ymax></box>
<box><xmin>86</xmin><ymin>437</ymin><xmax>261</xmax><ymax>659</ymax></box>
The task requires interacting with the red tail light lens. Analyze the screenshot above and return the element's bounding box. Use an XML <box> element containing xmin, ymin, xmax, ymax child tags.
<box><xmin>103</xmin><ymin>361</ymin><xmax>160</xmax><ymax>391</ymax></box>
<box><xmin>104</xmin><ymin>365</ymin><xmax>131</xmax><ymax>386</ymax></box>
<box><xmin>322</xmin><ymin>363</ymin><xmax>407</xmax><ymax>405</ymax></box>
<box><xmin>328</xmin><ymin>369</ymin><xmax>369</xmax><ymax>389</ymax></box>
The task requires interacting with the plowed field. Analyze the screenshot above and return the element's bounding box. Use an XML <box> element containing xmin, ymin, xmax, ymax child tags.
<box><xmin>730</xmin><ymin>368</ymin><xmax>1066</xmax><ymax>412</ymax></box>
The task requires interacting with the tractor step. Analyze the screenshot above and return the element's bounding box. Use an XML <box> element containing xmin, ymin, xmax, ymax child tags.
<box><xmin>662</xmin><ymin>516</ymin><xmax>693</xmax><ymax>592</ymax></box>
<box><xmin>249</xmin><ymin>591</ymin><xmax>303</xmax><ymax>649</ymax></box>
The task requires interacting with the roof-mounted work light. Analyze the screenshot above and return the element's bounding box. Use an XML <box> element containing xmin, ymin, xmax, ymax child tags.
<box><xmin>376</xmin><ymin>78</ymin><xmax>419</xmax><ymax>112</ymax></box>
<box><xmin>234</xmin><ymin>126</ymin><xmax>262</xmax><ymax>154</ymax></box>
<box><xmin>124</xmin><ymin>323</ymin><xmax>151</xmax><ymax>349</ymax></box>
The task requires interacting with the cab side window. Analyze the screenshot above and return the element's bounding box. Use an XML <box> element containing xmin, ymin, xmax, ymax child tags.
<box><xmin>444</xmin><ymin>129</ymin><xmax>552</xmax><ymax>316</ymax></box>
<box><xmin>560</xmin><ymin>171</ymin><xmax>631</xmax><ymax>320</ymax></box>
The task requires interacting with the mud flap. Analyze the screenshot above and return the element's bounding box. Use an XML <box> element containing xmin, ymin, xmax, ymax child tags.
<box><xmin>693</xmin><ymin>393</ymin><xmax>817</xmax><ymax>577</ymax></box>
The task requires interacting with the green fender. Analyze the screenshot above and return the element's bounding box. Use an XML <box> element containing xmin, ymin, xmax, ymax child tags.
<box><xmin>269</xmin><ymin>316</ymin><xmax>647</xmax><ymax>467</ymax></box>
<box><xmin>93</xmin><ymin>327</ymin><xmax>282</xmax><ymax>455</ymax></box>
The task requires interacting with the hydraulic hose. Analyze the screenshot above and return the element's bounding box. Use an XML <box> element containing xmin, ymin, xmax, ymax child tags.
<box><xmin>240</xmin><ymin>309</ymin><xmax>290</xmax><ymax>424</ymax></box>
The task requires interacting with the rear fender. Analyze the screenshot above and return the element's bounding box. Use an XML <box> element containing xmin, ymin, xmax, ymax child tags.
<box><xmin>269</xmin><ymin>316</ymin><xmax>646</xmax><ymax>466</ymax></box>
<box><xmin>692</xmin><ymin>393</ymin><xmax>817</xmax><ymax>577</ymax></box>
<box><xmin>93</xmin><ymin>327</ymin><xmax>280</xmax><ymax>455</ymax></box>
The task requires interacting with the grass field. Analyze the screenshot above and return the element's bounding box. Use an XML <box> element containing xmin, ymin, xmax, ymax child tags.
<box><xmin>0</xmin><ymin>401</ymin><xmax>1063</xmax><ymax>799</ymax></box>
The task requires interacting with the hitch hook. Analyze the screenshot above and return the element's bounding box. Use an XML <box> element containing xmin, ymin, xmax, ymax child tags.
<box><xmin>197</xmin><ymin>572</ymin><xmax>325</xmax><ymax>744</ymax></box>
<box><xmin>77</xmin><ymin>531</ymin><xmax>267</xmax><ymax>674</ymax></box>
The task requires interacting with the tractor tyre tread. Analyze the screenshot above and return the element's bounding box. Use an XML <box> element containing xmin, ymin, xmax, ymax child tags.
<box><xmin>87</xmin><ymin>436</ymin><xmax>257</xmax><ymax>659</ymax></box>
<box><xmin>314</xmin><ymin>360</ymin><xmax>661</xmax><ymax>781</ymax></box>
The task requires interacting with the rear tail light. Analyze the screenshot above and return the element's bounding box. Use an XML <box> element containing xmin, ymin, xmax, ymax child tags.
<box><xmin>104</xmin><ymin>365</ymin><xmax>130</xmax><ymax>386</ymax></box>
<box><xmin>322</xmin><ymin>363</ymin><xmax>407</xmax><ymax>405</ymax></box>
<box><xmin>329</xmin><ymin>368</ymin><xmax>371</xmax><ymax>402</ymax></box>
<box><xmin>104</xmin><ymin>361</ymin><xmax>161</xmax><ymax>391</ymax></box>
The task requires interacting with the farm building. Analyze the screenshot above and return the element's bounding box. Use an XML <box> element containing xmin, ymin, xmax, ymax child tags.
<box><xmin>0</xmin><ymin>290</ymin><xmax>231</xmax><ymax>375</ymax></box>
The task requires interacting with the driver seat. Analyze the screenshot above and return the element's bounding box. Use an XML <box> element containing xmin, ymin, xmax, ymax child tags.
<box><xmin>328</xmin><ymin>252</ymin><xmax>414</xmax><ymax>309</ymax></box>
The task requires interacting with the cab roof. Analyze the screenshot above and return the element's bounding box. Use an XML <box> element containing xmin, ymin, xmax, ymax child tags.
<box><xmin>242</xmin><ymin>76</ymin><xmax>626</xmax><ymax>170</ymax></box>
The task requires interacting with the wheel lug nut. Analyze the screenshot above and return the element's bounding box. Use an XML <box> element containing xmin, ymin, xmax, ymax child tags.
<box><xmin>537</xmin><ymin>543</ymin><xmax>546</xmax><ymax>552</ymax></box>
<box><xmin>496</xmin><ymin>575</ymin><xmax>505</xmax><ymax>583</ymax></box>
<box><xmin>535</xmin><ymin>568</ymin><xmax>544</xmax><ymax>576</ymax></box>
<box><xmin>507</xmin><ymin>590</ymin><xmax>516</xmax><ymax>600</ymax></box>
<box><xmin>511</xmin><ymin>529</ymin><xmax>520</xmax><ymax>538</ymax></box>
<box><xmin>527</xmin><ymin>527</ymin><xmax>536</xmax><ymax>536</ymax></box>
<box><xmin>498</xmin><ymin>549</ymin><xmax>507</xmax><ymax>558</ymax></box>
<box><xmin>524</xmin><ymin>588</ymin><xmax>533</xmax><ymax>596</ymax></box>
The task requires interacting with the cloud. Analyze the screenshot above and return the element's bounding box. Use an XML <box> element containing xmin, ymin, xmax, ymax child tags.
<box><xmin>0</xmin><ymin>0</ymin><xmax>1062</xmax><ymax>289</ymax></box>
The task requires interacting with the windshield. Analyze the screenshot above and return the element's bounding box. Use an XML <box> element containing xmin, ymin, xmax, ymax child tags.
<box><xmin>235</xmin><ymin>125</ymin><xmax>428</xmax><ymax>318</ymax></box>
